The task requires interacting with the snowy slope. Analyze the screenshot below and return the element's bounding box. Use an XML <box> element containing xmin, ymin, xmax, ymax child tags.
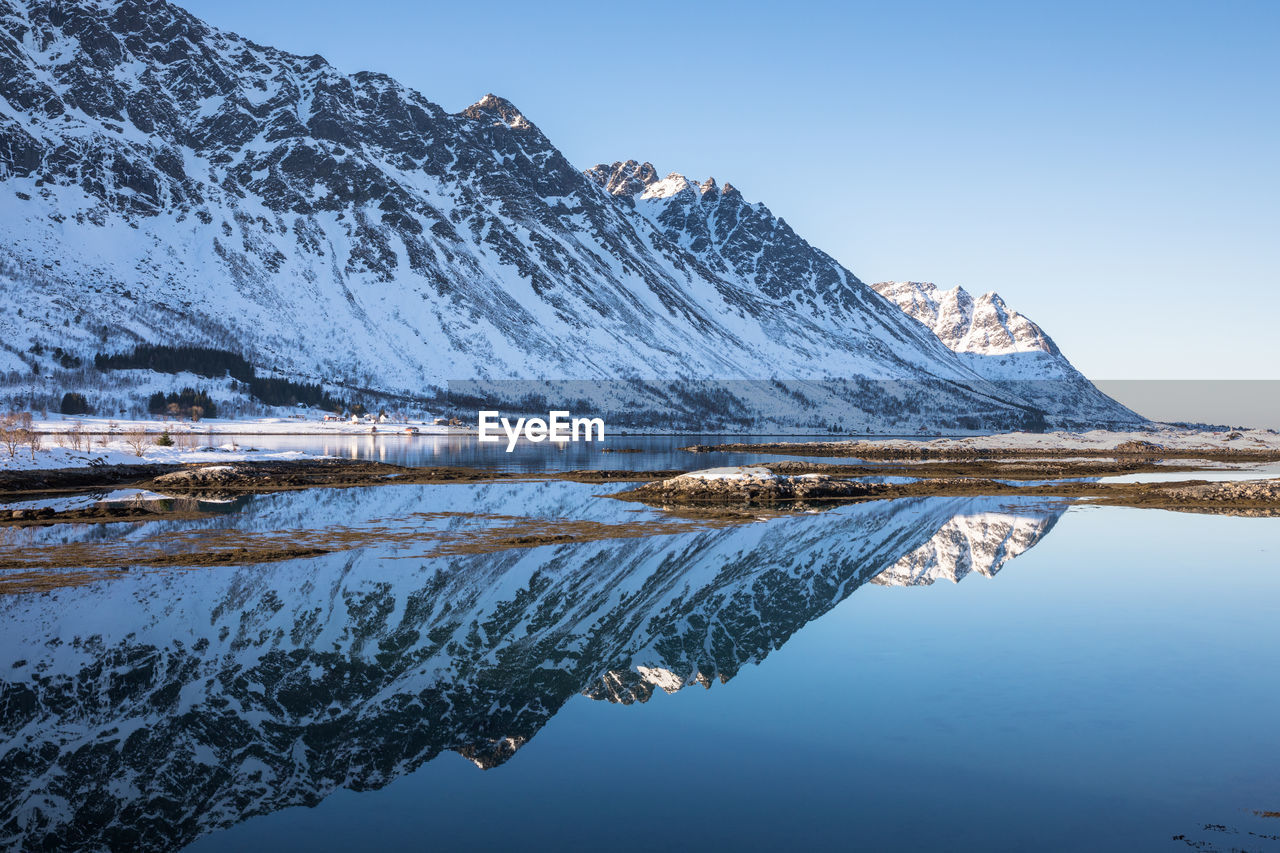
<box><xmin>0</xmin><ymin>0</ymin><xmax>1138</xmax><ymax>430</ymax></box>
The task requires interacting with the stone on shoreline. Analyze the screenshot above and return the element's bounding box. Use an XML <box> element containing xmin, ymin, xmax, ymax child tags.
<box><xmin>1159</xmin><ymin>479</ymin><xmax>1280</xmax><ymax>503</ymax></box>
<box><xmin>618</xmin><ymin>466</ymin><xmax>879</xmax><ymax>505</ymax></box>
<box><xmin>151</xmin><ymin>465</ymin><xmax>245</xmax><ymax>486</ymax></box>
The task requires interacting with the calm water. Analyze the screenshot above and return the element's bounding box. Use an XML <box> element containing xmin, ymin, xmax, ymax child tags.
<box><xmin>1</xmin><ymin>479</ymin><xmax>1278</xmax><ymax>851</ymax></box>
<box><xmin>214</xmin><ymin>432</ymin><xmax>897</xmax><ymax>471</ymax></box>
<box><xmin>212</xmin><ymin>433</ymin><xmax>1278</xmax><ymax>483</ymax></box>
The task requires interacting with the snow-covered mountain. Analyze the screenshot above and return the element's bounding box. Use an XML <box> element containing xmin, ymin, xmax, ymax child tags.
<box><xmin>871</xmin><ymin>281</ymin><xmax>1057</xmax><ymax>356</ymax></box>
<box><xmin>871</xmin><ymin>281</ymin><xmax>1140</xmax><ymax>424</ymax></box>
<box><xmin>0</xmin><ymin>483</ymin><xmax>1065</xmax><ymax>850</ymax></box>
<box><xmin>0</xmin><ymin>0</ymin><xmax>1139</xmax><ymax>430</ymax></box>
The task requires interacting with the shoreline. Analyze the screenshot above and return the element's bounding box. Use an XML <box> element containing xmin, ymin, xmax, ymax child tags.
<box><xmin>2</xmin><ymin>457</ymin><xmax>1277</xmax><ymax>583</ymax></box>
<box><xmin>0</xmin><ymin>446</ymin><xmax>1257</xmax><ymax>500</ymax></box>
<box><xmin>0</xmin><ymin>458</ymin><xmax>683</xmax><ymax>506</ymax></box>
<box><xmin>3</xmin><ymin>454</ymin><xmax>1279</xmax><ymax>526</ymax></box>
<box><xmin>682</xmin><ymin>433</ymin><xmax>1280</xmax><ymax>460</ymax></box>
<box><xmin>2</xmin><ymin>456</ymin><xmax>1277</xmax><ymax>583</ymax></box>
<box><xmin>612</xmin><ymin>468</ymin><xmax>1280</xmax><ymax>517</ymax></box>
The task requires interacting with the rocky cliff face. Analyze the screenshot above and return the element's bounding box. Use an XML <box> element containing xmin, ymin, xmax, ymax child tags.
<box><xmin>0</xmin><ymin>483</ymin><xmax>1065</xmax><ymax>851</ymax></box>
<box><xmin>0</xmin><ymin>0</ymin><xmax>1139</xmax><ymax>429</ymax></box>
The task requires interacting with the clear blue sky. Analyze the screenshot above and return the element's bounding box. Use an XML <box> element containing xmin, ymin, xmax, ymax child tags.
<box><xmin>180</xmin><ymin>0</ymin><xmax>1279</xmax><ymax>381</ymax></box>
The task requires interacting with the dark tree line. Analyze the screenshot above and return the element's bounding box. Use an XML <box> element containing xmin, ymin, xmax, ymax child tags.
<box><xmin>96</xmin><ymin>345</ymin><xmax>254</xmax><ymax>382</ymax></box>
<box><xmin>246</xmin><ymin>377</ymin><xmax>340</xmax><ymax>410</ymax></box>
<box><xmin>97</xmin><ymin>345</ymin><xmax>341</xmax><ymax>411</ymax></box>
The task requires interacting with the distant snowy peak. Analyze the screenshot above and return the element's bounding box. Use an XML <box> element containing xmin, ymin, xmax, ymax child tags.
<box><xmin>871</xmin><ymin>281</ymin><xmax>1060</xmax><ymax>357</ymax></box>
<box><xmin>868</xmin><ymin>280</ymin><xmax>1143</xmax><ymax>427</ymax></box>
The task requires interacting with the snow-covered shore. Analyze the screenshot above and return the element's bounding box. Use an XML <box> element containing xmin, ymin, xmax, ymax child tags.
<box><xmin>24</xmin><ymin>415</ymin><xmax>468</xmax><ymax>436</ymax></box>
<box><xmin>2</xmin><ymin>415</ymin><xmax>466</xmax><ymax>472</ymax></box>
<box><xmin>0</xmin><ymin>442</ymin><xmax>324</xmax><ymax>472</ymax></box>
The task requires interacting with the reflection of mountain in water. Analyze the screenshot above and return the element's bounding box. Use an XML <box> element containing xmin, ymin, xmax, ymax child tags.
<box><xmin>872</xmin><ymin>508</ymin><xmax>1061</xmax><ymax>587</ymax></box>
<box><xmin>0</xmin><ymin>484</ymin><xmax>1064</xmax><ymax>851</ymax></box>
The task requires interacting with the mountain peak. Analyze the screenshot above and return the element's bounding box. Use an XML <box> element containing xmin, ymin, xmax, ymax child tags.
<box><xmin>584</xmin><ymin>160</ymin><xmax>660</xmax><ymax>197</ymax></box>
<box><xmin>641</xmin><ymin>172</ymin><xmax>697</xmax><ymax>199</ymax></box>
<box><xmin>871</xmin><ymin>281</ymin><xmax>1059</xmax><ymax>357</ymax></box>
<box><xmin>463</xmin><ymin>93</ymin><xmax>532</xmax><ymax>129</ymax></box>
<box><xmin>585</xmin><ymin>162</ymin><xmax>736</xmax><ymax>202</ymax></box>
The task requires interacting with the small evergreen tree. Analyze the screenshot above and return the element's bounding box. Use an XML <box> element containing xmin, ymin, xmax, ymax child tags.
<box><xmin>59</xmin><ymin>392</ymin><xmax>92</xmax><ymax>415</ymax></box>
